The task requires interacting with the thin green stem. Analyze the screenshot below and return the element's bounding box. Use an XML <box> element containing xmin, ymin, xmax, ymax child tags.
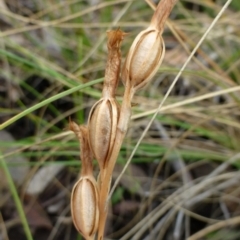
<box><xmin>0</xmin><ymin>152</ymin><xmax>33</xmax><ymax>240</ymax></box>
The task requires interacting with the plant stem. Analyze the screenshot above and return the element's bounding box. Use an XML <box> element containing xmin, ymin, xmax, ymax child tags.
<box><xmin>98</xmin><ymin>1</ymin><xmax>179</xmax><ymax>238</ymax></box>
<box><xmin>97</xmin><ymin>83</ymin><xmax>135</xmax><ymax>240</ymax></box>
<box><xmin>150</xmin><ymin>0</ymin><xmax>178</xmax><ymax>32</ymax></box>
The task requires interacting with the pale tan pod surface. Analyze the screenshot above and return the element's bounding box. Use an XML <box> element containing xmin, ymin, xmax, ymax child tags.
<box><xmin>88</xmin><ymin>98</ymin><xmax>119</xmax><ymax>168</ymax></box>
<box><xmin>122</xmin><ymin>27</ymin><xmax>165</xmax><ymax>91</ymax></box>
<box><xmin>71</xmin><ymin>177</ymin><xmax>99</xmax><ymax>238</ymax></box>
<box><xmin>130</xmin><ymin>30</ymin><xmax>162</xmax><ymax>84</ymax></box>
<box><xmin>89</xmin><ymin>99</ymin><xmax>111</xmax><ymax>164</ymax></box>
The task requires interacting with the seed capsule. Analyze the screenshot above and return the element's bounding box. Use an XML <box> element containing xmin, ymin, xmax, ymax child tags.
<box><xmin>122</xmin><ymin>26</ymin><xmax>165</xmax><ymax>91</ymax></box>
<box><xmin>88</xmin><ymin>98</ymin><xmax>119</xmax><ymax>169</ymax></box>
<box><xmin>71</xmin><ymin>176</ymin><xmax>99</xmax><ymax>239</ymax></box>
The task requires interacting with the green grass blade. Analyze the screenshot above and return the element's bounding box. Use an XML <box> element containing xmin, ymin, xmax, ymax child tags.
<box><xmin>0</xmin><ymin>152</ymin><xmax>33</xmax><ymax>240</ymax></box>
<box><xmin>0</xmin><ymin>78</ymin><xmax>103</xmax><ymax>130</ymax></box>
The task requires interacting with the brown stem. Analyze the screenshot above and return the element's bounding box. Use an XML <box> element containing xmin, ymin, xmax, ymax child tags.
<box><xmin>97</xmin><ymin>83</ymin><xmax>135</xmax><ymax>240</ymax></box>
<box><xmin>150</xmin><ymin>0</ymin><xmax>178</xmax><ymax>32</ymax></box>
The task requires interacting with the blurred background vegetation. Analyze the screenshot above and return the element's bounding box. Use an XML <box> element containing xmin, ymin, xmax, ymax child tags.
<box><xmin>0</xmin><ymin>0</ymin><xmax>240</xmax><ymax>239</ymax></box>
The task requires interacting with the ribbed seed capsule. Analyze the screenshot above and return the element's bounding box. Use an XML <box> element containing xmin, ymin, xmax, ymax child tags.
<box><xmin>88</xmin><ymin>29</ymin><xmax>124</xmax><ymax>170</ymax></box>
<box><xmin>71</xmin><ymin>176</ymin><xmax>99</xmax><ymax>240</ymax></box>
<box><xmin>88</xmin><ymin>98</ymin><xmax>119</xmax><ymax>169</ymax></box>
<box><xmin>122</xmin><ymin>26</ymin><xmax>165</xmax><ymax>91</ymax></box>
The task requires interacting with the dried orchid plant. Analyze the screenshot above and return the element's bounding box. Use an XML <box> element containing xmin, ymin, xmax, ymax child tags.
<box><xmin>70</xmin><ymin>0</ymin><xmax>178</xmax><ymax>239</ymax></box>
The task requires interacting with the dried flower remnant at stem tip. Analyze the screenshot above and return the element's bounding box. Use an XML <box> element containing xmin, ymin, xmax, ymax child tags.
<box><xmin>69</xmin><ymin>121</ymin><xmax>93</xmax><ymax>176</ymax></box>
<box><xmin>102</xmin><ymin>28</ymin><xmax>127</xmax><ymax>98</ymax></box>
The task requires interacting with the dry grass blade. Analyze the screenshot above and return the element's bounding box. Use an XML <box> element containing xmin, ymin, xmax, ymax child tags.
<box><xmin>187</xmin><ymin>216</ymin><xmax>240</xmax><ymax>240</ymax></box>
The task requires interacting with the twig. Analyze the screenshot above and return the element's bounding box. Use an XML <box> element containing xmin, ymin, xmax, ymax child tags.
<box><xmin>187</xmin><ymin>216</ymin><xmax>240</xmax><ymax>240</ymax></box>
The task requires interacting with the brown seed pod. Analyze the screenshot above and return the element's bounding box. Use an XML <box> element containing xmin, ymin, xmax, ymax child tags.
<box><xmin>88</xmin><ymin>97</ymin><xmax>119</xmax><ymax>170</ymax></box>
<box><xmin>71</xmin><ymin>176</ymin><xmax>99</xmax><ymax>240</ymax></box>
<box><xmin>88</xmin><ymin>29</ymin><xmax>125</xmax><ymax>170</ymax></box>
<box><xmin>121</xmin><ymin>26</ymin><xmax>165</xmax><ymax>91</ymax></box>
